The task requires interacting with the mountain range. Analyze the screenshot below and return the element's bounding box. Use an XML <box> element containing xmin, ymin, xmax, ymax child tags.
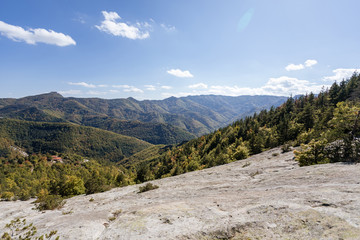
<box><xmin>0</xmin><ymin>92</ymin><xmax>287</xmax><ymax>144</ymax></box>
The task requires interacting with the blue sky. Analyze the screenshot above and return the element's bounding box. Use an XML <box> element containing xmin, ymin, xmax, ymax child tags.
<box><xmin>0</xmin><ymin>0</ymin><xmax>359</xmax><ymax>100</ymax></box>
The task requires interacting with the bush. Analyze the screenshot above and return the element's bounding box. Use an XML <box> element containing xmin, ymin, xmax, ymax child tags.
<box><xmin>138</xmin><ymin>183</ymin><xmax>159</xmax><ymax>193</ymax></box>
<box><xmin>1</xmin><ymin>192</ymin><xmax>14</xmax><ymax>201</ymax></box>
<box><xmin>19</xmin><ymin>189</ymin><xmax>31</xmax><ymax>201</ymax></box>
<box><xmin>59</xmin><ymin>175</ymin><xmax>85</xmax><ymax>197</ymax></box>
<box><xmin>294</xmin><ymin>139</ymin><xmax>329</xmax><ymax>166</ymax></box>
<box><xmin>187</xmin><ymin>160</ymin><xmax>200</xmax><ymax>172</ymax></box>
<box><xmin>84</xmin><ymin>174</ymin><xmax>110</xmax><ymax>195</ymax></box>
<box><xmin>233</xmin><ymin>145</ymin><xmax>249</xmax><ymax>160</ymax></box>
<box><xmin>35</xmin><ymin>195</ymin><xmax>65</xmax><ymax>211</ymax></box>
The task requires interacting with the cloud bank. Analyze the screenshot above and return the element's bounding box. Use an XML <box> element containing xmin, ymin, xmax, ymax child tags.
<box><xmin>0</xmin><ymin>20</ymin><xmax>76</xmax><ymax>46</ymax></box>
<box><xmin>162</xmin><ymin>76</ymin><xmax>328</xmax><ymax>98</ymax></box>
<box><xmin>323</xmin><ymin>68</ymin><xmax>360</xmax><ymax>82</ymax></box>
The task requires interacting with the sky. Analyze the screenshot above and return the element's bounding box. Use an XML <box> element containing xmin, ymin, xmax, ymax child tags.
<box><xmin>0</xmin><ymin>0</ymin><xmax>360</xmax><ymax>100</ymax></box>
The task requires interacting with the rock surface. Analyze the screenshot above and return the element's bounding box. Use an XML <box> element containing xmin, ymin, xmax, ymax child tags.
<box><xmin>1</xmin><ymin>148</ymin><xmax>360</xmax><ymax>239</ymax></box>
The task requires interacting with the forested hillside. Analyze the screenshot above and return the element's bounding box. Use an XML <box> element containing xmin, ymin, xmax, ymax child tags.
<box><xmin>81</xmin><ymin>116</ymin><xmax>195</xmax><ymax>145</ymax></box>
<box><xmin>132</xmin><ymin>73</ymin><xmax>360</xmax><ymax>181</ymax></box>
<box><xmin>0</xmin><ymin>119</ymin><xmax>151</xmax><ymax>202</ymax></box>
<box><xmin>0</xmin><ymin>119</ymin><xmax>152</xmax><ymax>162</ymax></box>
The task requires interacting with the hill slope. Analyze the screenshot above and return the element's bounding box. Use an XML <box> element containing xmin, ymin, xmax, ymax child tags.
<box><xmin>136</xmin><ymin>73</ymin><xmax>360</xmax><ymax>180</ymax></box>
<box><xmin>0</xmin><ymin>118</ymin><xmax>152</xmax><ymax>162</ymax></box>
<box><xmin>1</xmin><ymin>148</ymin><xmax>359</xmax><ymax>239</ymax></box>
<box><xmin>81</xmin><ymin>116</ymin><xmax>195</xmax><ymax>145</ymax></box>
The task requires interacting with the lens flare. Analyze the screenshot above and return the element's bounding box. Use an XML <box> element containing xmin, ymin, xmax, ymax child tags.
<box><xmin>237</xmin><ymin>8</ymin><xmax>255</xmax><ymax>32</ymax></box>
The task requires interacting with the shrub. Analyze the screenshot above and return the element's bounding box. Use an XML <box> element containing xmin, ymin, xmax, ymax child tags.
<box><xmin>19</xmin><ymin>189</ymin><xmax>31</xmax><ymax>201</ymax></box>
<box><xmin>1</xmin><ymin>218</ymin><xmax>59</xmax><ymax>240</ymax></box>
<box><xmin>233</xmin><ymin>145</ymin><xmax>249</xmax><ymax>160</ymax></box>
<box><xmin>84</xmin><ymin>174</ymin><xmax>109</xmax><ymax>195</ymax></box>
<box><xmin>138</xmin><ymin>183</ymin><xmax>159</xmax><ymax>193</ymax></box>
<box><xmin>59</xmin><ymin>175</ymin><xmax>85</xmax><ymax>197</ymax></box>
<box><xmin>187</xmin><ymin>160</ymin><xmax>200</xmax><ymax>172</ymax></box>
<box><xmin>35</xmin><ymin>195</ymin><xmax>65</xmax><ymax>211</ymax></box>
<box><xmin>1</xmin><ymin>192</ymin><xmax>14</xmax><ymax>201</ymax></box>
<box><xmin>294</xmin><ymin>139</ymin><xmax>329</xmax><ymax>166</ymax></box>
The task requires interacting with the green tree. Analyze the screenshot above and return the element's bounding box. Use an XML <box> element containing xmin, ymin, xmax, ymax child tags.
<box><xmin>59</xmin><ymin>175</ymin><xmax>85</xmax><ymax>197</ymax></box>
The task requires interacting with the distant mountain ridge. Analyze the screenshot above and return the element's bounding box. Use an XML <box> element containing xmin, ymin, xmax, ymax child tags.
<box><xmin>0</xmin><ymin>92</ymin><xmax>287</xmax><ymax>140</ymax></box>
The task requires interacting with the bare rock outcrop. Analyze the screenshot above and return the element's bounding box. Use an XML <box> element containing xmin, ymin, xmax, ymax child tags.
<box><xmin>1</xmin><ymin>148</ymin><xmax>360</xmax><ymax>239</ymax></box>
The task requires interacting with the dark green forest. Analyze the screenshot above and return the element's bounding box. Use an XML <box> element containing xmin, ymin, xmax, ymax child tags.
<box><xmin>0</xmin><ymin>119</ymin><xmax>152</xmax><ymax>162</ymax></box>
<box><xmin>1</xmin><ymin>73</ymin><xmax>359</xmax><ymax>204</ymax></box>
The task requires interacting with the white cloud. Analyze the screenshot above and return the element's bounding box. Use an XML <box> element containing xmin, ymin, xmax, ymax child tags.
<box><xmin>305</xmin><ymin>59</ymin><xmax>318</xmax><ymax>67</ymax></box>
<box><xmin>113</xmin><ymin>84</ymin><xmax>130</xmax><ymax>88</ymax></box>
<box><xmin>112</xmin><ymin>84</ymin><xmax>143</xmax><ymax>93</ymax></box>
<box><xmin>160</xmin><ymin>23</ymin><xmax>176</xmax><ymax>32</ymax></box>
<box><xmin>124</xmin><ymin>87</ymin><xmax>143</xmax><ymax>93</ymax></box>
<box><xmin>95</xmin><ymin>11</ymin><xmax>150</xmax><ymax>40</ymax></box>
<box><xmin>103</xmin><ymin>11</ymin><xmax>120</xmax><ymax>21</ymax></box>
<box><xmin>208</xmin><ymin>85</ymin><xmax>266</xmax><ymax>96</ymax></box>
<box><xmin>69</xmin><ymin>82</ymin><xmax>96</xmax><ymax>88</ymax></box>
<box><xmin>144</xmin><ymin>85</ymin><xmax>156</xmax><ymax>91</ymax></box>
<box><xmin>285</xmin><ymin>59</ymin><xmax>318</xmax><ymax>71</ymax></box>
<box><xmin>323</xmin><ymin>68</ymin><xmax>360</xmax><ymax>82</ymax></box>
<box><xmin>58</xmin><ymin>90</ymin><xmax>82</xmax><ymax>95</ymax></box>
<box><xmin>163</xmin><ymin>76</ymin><xmax>328</xmax><ymax>98</ymax></box>
<box><xmin>285</xmin><ymin>63</ymin><xmax>304</xmax><ymax>71</ymax></box>
<box><xmin>0</xmin><ymin>20</ymin><xmax>76</xmax><ymax>47</ymax></box>
<box><xmin>161</xmin><ymin>86</ymin><xmax>172</xmax><ymax>90</ymax></box>
<box><xmin>189</xmin><ymin>83</ymin><xmax>208</xmax><ymax>89</ymax></box>
<box><xmin>167</xmin><ymin>69</ymin><xmax>194</xmax><ymax>78</ymax></box>
<box><xmin>262</xmin><ymin>76</ymin><xmax>324</xmax><ymax>96</ymax></box>
<box><xmin>109</xmin><ymin>89</ymin><xmax>120</xmax><ymax>93</ymax></box>
<box><xmin>87</xmin><ymin>90</ymin><xmax>108</xmax><ymax>95</ymax></box>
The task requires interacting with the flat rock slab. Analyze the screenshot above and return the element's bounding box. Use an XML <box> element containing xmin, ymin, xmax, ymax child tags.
<box><xmin>1</xmin><ymin>148</ymin><xmax>360</xmax><ymax>239</ymax></box>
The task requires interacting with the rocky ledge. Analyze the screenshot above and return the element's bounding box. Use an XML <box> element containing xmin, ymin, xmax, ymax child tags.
<box><xmin>1</xmin><ymin>148</ymin><xmax>360</xmax><ymax>239</ymax></box>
